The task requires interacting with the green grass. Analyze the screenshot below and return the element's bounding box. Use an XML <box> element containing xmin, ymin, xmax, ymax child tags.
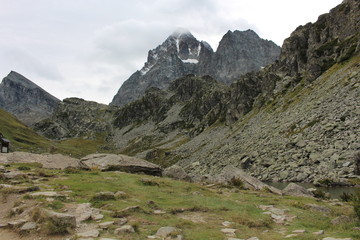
<box><xmin>28</xmin><ymin>169</ymin><xmax>357</xmax><ymax>239</ymax></box>
<box><xmin>0</xmin><ymin>108</ymin><xmax>113</xmax><ymax>158</ymax></box>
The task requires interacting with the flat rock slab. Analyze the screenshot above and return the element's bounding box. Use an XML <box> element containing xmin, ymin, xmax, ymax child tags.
<box><xmin>81</xmin><ymin>153</ymin><xmax>162</xmax><ymax>176</ymax></box>
<box><xmin>0</xmin><ymin>152</ymin><xmax>85</xmax><ymax>169</ymax></box>
<box><xmin>30</xmin><ymin>191</ymin><xmax>61</xmax><ymax>197</ymax></box>
<box><xmin>77</xmin><ymin>229</ymin><xmax>100</xmax><ymax>238</ymax></box>
<box><xmin>20</xmin><ymin>222</ymin><xmax>37</xmax><ymax>231</ymax></box>
<box><xmin>114</xmin><ymin>225</ymin><xmax>135</xmax><ymax>234</ymax></box>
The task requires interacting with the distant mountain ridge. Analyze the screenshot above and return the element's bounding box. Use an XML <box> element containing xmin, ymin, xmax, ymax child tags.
<box><xmin>0</xmin><ymin>71</ymin><xmax>60</xmax><ymax>126</ymax></box>
<box><xmin>110</xmin><ymin>29</ymin><xmax>281</xmax><ymax>106</ymax></box>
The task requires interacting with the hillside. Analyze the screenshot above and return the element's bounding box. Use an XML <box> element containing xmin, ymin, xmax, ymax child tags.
<box><xmin>0</xmin><ymin>108</ymin><xmax>112</xmax><ymax>158</ymax></box>
<box><xmin>0</xmin><ymin>163</ymin><xmax>358</xmax><ymax>239</ymax></box>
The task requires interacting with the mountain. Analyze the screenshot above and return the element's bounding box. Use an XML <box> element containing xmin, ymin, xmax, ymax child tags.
<box><xmin>31</xmin><ymin>0</ymin><xmax>360</xmax><ymax>184</ymax></box>
<box><xmin>0</xmin><ymin>71</ymin><xmax>60</xmax><ymax>126</ymax></box>
<box><xmin>110</xmin><ymin>29</ymin><xmax>280</xmax><ymax>106</ymax></box>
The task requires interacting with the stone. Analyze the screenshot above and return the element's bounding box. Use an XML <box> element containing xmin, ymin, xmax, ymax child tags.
<box><xmin>114</xmin><ymin>225</ymin><xmax>135</xmax><ymax>234</ymax></box>
<box><xmin>247</xmin><ymin>238</ymin><xmax>259</xmax><ymax>240</ymax></box>
<box><xmin>113</xmin><ymin>206</ymin><xmax>143</xmax><ymax>217</ymax></box>
<box><xmin>292</xmin><ymin>229</ymin><xmax>306</xmax><ymax>233</ymax></box>
<box><xmin>99</xmin><ymin>221</ymin><xmax>114</xmax><ymax>229</ymax></box>
<box><xmin>305</xmin><ymin>204</ymin><xmax>331</xmax><ymax>213</ymax></box>
<box><xmin>153</xmin><ymin>210</ymin><xmax>166</xmax><ymax>214</ymax></box>
<box><xmin>30</xmin><ymin>191</ymin><xmax>61</xmax><ymax>198</ymax></box>
<box><xmin>156</xmin><ymin>226</ymin><xmax>181</xmax><ymax>237</ymax></box>
<box><xmin>114</xmin><ymin>218</ymin><xmax>128</xmax><ymax>226</ymax></box>
<box><xmin>3</xmin><ymin>171</ymin><xmax>26</xmax><ymax>179</ymax></box>
<box><xmin>222</xmin><ymin>221</ymin><xmax>232</xmax><ymax>227</ymax></box>
<box><xmin>285</xmin><ymin>234</ymin><xmax>299</xmax><ymax>238</ymax></box>
<box><xmin>282</xmin><ymin>183</ymin><xmax>314</xmax><ymax>197</ymax></box>
<box><xmin>331</xmin><ymin>216</ymin><xmax>352</xmax><ymax>225</ymax></box>
<box><xmin>92</xmin><ymin>191</ymin><xmax>116</xmax><ymax>201</ymax></box>
<box><xmin>100</xmin><ymin>239</ymin><xmax>119</xmax><ymax>240</ymax></box>
<box><xmin>164</xmin><ymin>165</ymin><xmax>191</xmax><ymax>181</ymax></box>
<box><xmin>313</xmin><ymin>230</ymin><xmax>325</xmax><ymax>235</ymax></box>
<box><xmin>221</xmin><ymin>228</ymin><xmax>237</xmax><ymax>236</ymax></box>
<box><xmin>75</xmin><ymin>203</ymin><xmax>93</xmax><ymax>223</ymax></box>
<box><xmin>41</xmin><ymin>209</ymin><xmax>76</xmax><ymax>232</ymax></box>
<box><xmin>218</xmin><ymin>165</ymin><xmax>282</xmax><ymax>195</ymax></box>
<box><xmin>91</xmin><ymin>213</ymin><xmax>104</xmax><ymax>221</ymax></box>
<box><xmin>8</xmin><ymin>219</ymin><xmax>27</xmax><ymax>228</ymax></box>
<box><xmin>77</xmin><ymin>229</ymin><xmax>100</xmax><ymax>238</ymax></box>
<box><xmin>81</xmin><ymin>154</ymin><xmax>162</xmax><ymax>176</ymax></box>
<box><xmin>114</xmin><ymin>191</ymin><xmax>127</xmax><ymax>199</ymax></box>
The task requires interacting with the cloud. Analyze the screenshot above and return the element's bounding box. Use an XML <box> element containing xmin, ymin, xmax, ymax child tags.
<box><xmin>0</xmin><ymin>47</ymin><xmax>63</xmax><ymax>81</ymax></box>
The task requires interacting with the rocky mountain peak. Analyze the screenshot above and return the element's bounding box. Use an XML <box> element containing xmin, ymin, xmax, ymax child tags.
<box><xmin>0</xmin><ymin>71</ymin><xmax>60</xmax><ymax>126</ymax></box>
<box><xmin>111</xmin><ymin>28</ymin><xmax>280</xmax><ymax>106</ymax></box>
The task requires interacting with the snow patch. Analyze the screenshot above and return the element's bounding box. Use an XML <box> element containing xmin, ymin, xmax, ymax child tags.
<box><xmin>197</xmin><ymin>43</ymin><xmax>202</xmax><ymax>56</ymax></box>
<box><xmin>182</xmin><ymin>59</ymin><xmax>199</xmax><ymax>64</ymax></box>
<box><xmin>176</xmin><ymin>39</ymin><xmax>180</xmax><ymax>53</ymax></box>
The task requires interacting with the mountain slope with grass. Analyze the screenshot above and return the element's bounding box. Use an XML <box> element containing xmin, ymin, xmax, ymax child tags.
<box><xmin>0</xmin><ymin>163</ymin><xmax>359</xmax><ymax>240</ymax></box>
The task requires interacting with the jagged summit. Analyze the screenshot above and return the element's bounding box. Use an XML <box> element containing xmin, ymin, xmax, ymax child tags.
<box><xmin>170</xmin><ymin>28</ymin><xmax>193</xmax><ymax>38</ymax></box>
<box><xmin>111</xmin><ymin>28</ymin><xmax>280</xmax><ymax>106</ymax></box>
<box><xmin>5</xmin><ymin>71</ymin><xmax>48</xmax><ymax>91</ymax></box>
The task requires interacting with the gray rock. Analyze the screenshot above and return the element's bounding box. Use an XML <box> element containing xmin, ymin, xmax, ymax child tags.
<box><xmin>99</xmin><ymin>221</ymin><xmax>114</xmax><ymax>229</ymax></box>
<box><xmin>164</xmin><ymin>165</ymin><xmax>191</xmax><ymax>181</ymax></box>
<box><xmin>219</xmin><ymin>165</ymin><xmax>282</xmax><ymax>195</ymax></box>
<box><xmin>156</xmin><ymin>226</ymin><xmax>181</xmax><ymax>237</ymax></box>
<box><xmin>77</xmin><ymin>229</ymin><xmax>100</xmax><ymax>238</ymax></box>
<box><xmin>306</xmin><ymin>204</ymin><xmax>331</xmax><ymax>213</ymax></box>
<box><xmin>282</xmin><ymin>183</ymin><xmax>314</xmax><ymax>197</ymax></box>
<box><xmin>114</xmin><ymin>225</ymin><xmax>135</xmax><ymax>234</ymax></box>
<box><xmin>41</xmin><ymin>209</ymin><xmax>76</xmax><ymax>232</ymax></box>
<box><xmin>81</xmin><ymin>154</ymin><xmax>162</xmax><ymax>176</ymax></box>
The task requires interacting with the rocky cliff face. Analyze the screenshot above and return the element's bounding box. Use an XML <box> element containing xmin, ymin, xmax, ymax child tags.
<box><xmin>110</xmin><ymin>29</ymin><xmax>280</xmax><ymax>106</ymax></box>
<box><xmin>34</xmin><ymin>97</ymin><xmax>115</xmax><ymax>140</ymax></box>
<box><xmin>204</xmin><ymin>30</ymin><xmax>281</xmax><ymax>84</ymax></box>
<box><xmin>0</xmin><ymin>71</ymin><xmax>60</xmax><ymax>126</ymax></box>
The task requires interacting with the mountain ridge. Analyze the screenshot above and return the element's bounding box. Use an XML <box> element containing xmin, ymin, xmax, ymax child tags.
<box><xmin>110</xmin><ymin>28</ymin><xmax>281</xmax><ymax>106</ymax></box>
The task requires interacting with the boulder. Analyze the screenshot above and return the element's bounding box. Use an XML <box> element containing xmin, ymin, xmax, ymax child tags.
<box><xmin>37</xmin><ymin>209</ymin><xmax>76</xmax><ymax>233</ymax></box>
<box><xmin>0</xmin><ymin>152</ymin><xmax>86</xmax><ymax>170</ymax></box>
<box><xmin>164</xmin><ymin>165</ymin><xmax>191</xmax><ymax>181</ymax></box>
<box><xmin>282</xmin><ymin>183</ymin><xmax>314</xmax><ymax>197</ymax></box>
<box><xmin>114</xmin><ymin>225</ymin><xmax>135</xmax><ymax>234</ymax></box>
<box><xmin>81</xmin><ymin>154</ymin><xmax>162</xmax><ymax>176</ymax></box>
<box><xmin>156</xmin><ymin>226</ymin><xmax>181</xmax><ymax>238</ymax></box>
<box><xmin>20</xmin><ymin>222</ymin><xmax>37</xmax><ymax>231</ymax></box>
<box><xmin>218</xmin><ymin>165</ymin><xmax>282</xmax><ymax>195</ymax></box>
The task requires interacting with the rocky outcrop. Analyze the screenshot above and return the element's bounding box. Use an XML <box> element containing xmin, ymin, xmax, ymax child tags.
<box><xmin>80</xmin><ymin>153</ymin><xmax>163</xmax><ymax>176</ymax></box>
<box><xmin>204</xmin><ymin>30</ymin><xmax>281</xmax><ymax>85</ymax></box>
<box><xmin>282</xmin><ymin>183</ymin><xmax>314</xmax><ymax>198</ymax></box>
<box><xmin>110</xmin><ymin>29</ymin><xmax>280</xmax><ymax>106</ymax></box>
<box><xmin>0</xmin><ymin>71</ymin><xmax>60</xmax><ymax>126</ymax></box>
<box><xmin>34</xmin><ymin>97</ymin><xmax>115</xmax><ymax>139</ymax></box>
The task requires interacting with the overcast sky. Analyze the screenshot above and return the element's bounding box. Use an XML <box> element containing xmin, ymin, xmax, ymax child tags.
<box><xmin>0</xmin><ymin>0</ymin><xmax>343</xmax><ymax>104</ymax></box>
